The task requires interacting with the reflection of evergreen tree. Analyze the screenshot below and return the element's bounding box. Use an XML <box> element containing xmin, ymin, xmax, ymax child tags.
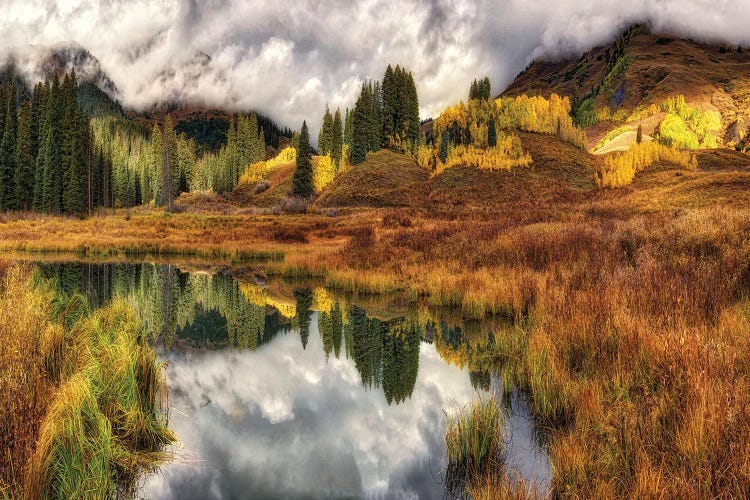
<box><xmin>382</xmin><ymin>320</ymin><xmax>421</xmax><ymax>405</ymax></box>
<box><xmin>294</xmin><ymin>289</ymin><xmax>313</xmax><ymax>349</ymax></box>
<box><xmin>348</xmin><ymin>307</ymin><xmax>420</xmax><ymax>403</ymax></box>
<box><xmin>331</xmin><ymin>302</ymin><xmax>343</xmax><ymax>359</ymax></box>
<box><xmin>176</xmin><ymin>306</ymin><xmax>228</xmax><ymax>346</ymax></box>
<box><xmin>318</xmin><ymin>310</ymin><xmax>334</xmax><ymax>358</ymax></box>
<box><xmin>351</xmin><ymin>306</ymin><xmax>378</xmax><ymax>387</ymax></box>
<box><xmin>469</xmin><ymin>370</ymin><xmax>492</xmax><ymax>392</ymax></box>
<box><xmin>441</xmin><ymin>321</ymin><xmax>463</xmax><ymax>348</ymax></box>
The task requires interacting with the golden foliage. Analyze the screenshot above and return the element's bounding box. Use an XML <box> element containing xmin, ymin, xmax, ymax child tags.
<box><xmin>437</xmin><ymin>136</ymin><xmax>532</xmax><ymax>174</ymax></box>
<box><xmin>313</xmin><ymin>154</ymin><xmax>337</xmax><ymax>193</ymax></box>
<box><xmin>597</xmin><ymin>141</ymin><xmax>696</xmax><ymax>187</ymax></box>
<box><xmin>239</xmin><ymin>146</ymin><xmax>297</xmax><ymax>186</ymax></box>
<box><xmin>495</xmin><ymin>94</ymin><xmax>587</xmax><ymax>149</ymax></box>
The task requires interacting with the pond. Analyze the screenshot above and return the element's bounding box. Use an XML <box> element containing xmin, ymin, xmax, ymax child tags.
<box><xmin>34</xmin><ymin>261</ymin><xmax>551</xmax><ymax>499</ymax></box>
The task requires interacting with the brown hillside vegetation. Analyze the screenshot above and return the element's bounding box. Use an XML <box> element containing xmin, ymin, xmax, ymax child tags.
<box><xmin>316</xmin><ymin>150</ymin><xmax>431</xmax><ymax>208</ymax></box>
<box><xmin>504</xmin><ymin>24</ymin><xmax>750</xmax><ymax>147</ymax></box>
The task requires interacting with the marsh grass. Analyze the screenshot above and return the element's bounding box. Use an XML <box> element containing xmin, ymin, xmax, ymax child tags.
<box><xmin>0</xmin><ymin>265</ymin><xmax>173</xmax><ymax>498</ymax></box>
<box><xmin>445</xmin><ymin>396</ymin><xmax>504</xmax><ymax>496</ymax></box>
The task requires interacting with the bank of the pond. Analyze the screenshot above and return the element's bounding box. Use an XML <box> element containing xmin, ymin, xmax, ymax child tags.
<box><xmin>2</xmin><ymin>204</ymin><xmax>750</xmax><ymax>497</ymax></box>
<box><xmin>0</xmin><ymin>264</ymin><xmax>173</xmax><ymax>498</ymax></box>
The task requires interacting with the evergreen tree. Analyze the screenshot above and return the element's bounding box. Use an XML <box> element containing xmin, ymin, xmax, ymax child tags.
<box><xmin>403</xmin><ymin>70</ymin><xmax>420</xmax><ymax>151</ymax></box>
<box><xmin>381</xmin><ymin>64</ymin><xmax>396</xmax><ymax>146</ymax></box>
<box><xmin>469</xmin><ymin>77</ymin><xmax>491</xmax><ymax>100</ymax></box>
<box><xmin>488</xmin><ymin>117</ymin><xmax>497</xmax><ymax>147</ymax></box>
<box><xmin>292</xmin><ymin>121</ymin><xmax>313</xmax><ymax>197</ymax></box>
<box><xmin>344</xmin><ymin>107</ymin><xmax>353</xmax><ymax>147</ymax></box>
<box><xmin>32</xmin><ymin>80</ymin><xmax>51</xmax><ymax>212</ymax></box>
<box><xmin>15</xmin><ymin>94</ymin><xmax>35</xmax><ymax>211</ymax></box>
<box><xmin>318</xmin><ymin>106</ymin><xmax>333</xmax><ymax>155</ymax></box>
<box><xmin>352</xmin><ymin>85</ymin><xmax>370</xmax><ymax>165</ymax></box>
<box><xmin>368</xmin><ymin>81</ymin><xmax>382</xmax><ymax>152</ymax></box>
<box><xmin>160</xmin><ymin>115</ymin><xmax>179</xmax><ymax>209</ymax></box>
<box><xmin>637</xmin><ymin>124</ymin><xmax>643</xmax><ymax>144</ymax></box>
<box><xmin>331</xmin><ymin>108</ymin><xmax>343</xmax><ymax>166</ymax></box>
<box><xmin>440</xmin><ymin>130</ymin><xmax>450</xmax><ymax>163</ymax></box>
<box><xmin>0</xmin><ymin>83</ymin><xmax>17</xmax><ymax>210</ymax></box>
<box><xmin>63</xmin><ymin>71</ymin><xmax>88</xmax><ymax>216</ymax></box>
<box><xmin>42</xmin><ymin>77</ymin><xmax>64</xmax><ymax>213</ymax></box>
<box><xmin>248</xmin><ymin>113</ymin><xmax>265</xmax><ymax>166</ymax></box>
<box><xmin>149</xmin><ymin>123</ymin><xmax>163</xmax><ymax>204</ymax></box>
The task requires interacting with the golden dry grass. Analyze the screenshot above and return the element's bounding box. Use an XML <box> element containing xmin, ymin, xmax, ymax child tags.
<box><xmin>0</xmin><ymin>141</ymin><xmax>749</xmax><ymax>497</ymax></box>
<box><xmin>0</xmin><ymin>265</ymin><xmax>173</xmax><ymax>498</ymax></box>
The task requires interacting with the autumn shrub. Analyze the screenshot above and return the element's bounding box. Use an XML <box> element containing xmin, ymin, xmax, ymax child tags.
<box><xmin>597</xmin><ymin>141</ymin><xmax>696</xmax><ymax>187</ymax></box>
<box><xmin>436</xmin><ymin>137</ymin><xmax>533</xmax><ymax>175</ymax></box>
<box><xmin>271</xmin><ymin>226</ymin><xmax>309</xmax><ymax>244</ymax></box>
<box><xmin>280</xmin><ymin>196</ymin><xmax>309</xmax><ymax>214</ymax></box>
<box><xmin>313</xmin><ymin>154</ymin><xmax>336</xmax><ymax>193</ymax></box>
<box><xmin>658</xmin><ymin>96</ymin><xmax>721</xmax><ymax>149</ymax></box>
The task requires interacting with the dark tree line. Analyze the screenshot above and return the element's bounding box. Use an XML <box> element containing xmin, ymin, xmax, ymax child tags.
<box><xmin>469</xmin><ymin>77</ymin><xmax>492</xmax><ymax>101</ymax></box>
<box><xmin>351</xmin><ymin>65</ymin><xmax>420</xmax><ymax>165</ymax></box>
<box><xmin>0</xmin><ymin>70</ymin><xmax>112</xmax><ymax>216</ymax></box>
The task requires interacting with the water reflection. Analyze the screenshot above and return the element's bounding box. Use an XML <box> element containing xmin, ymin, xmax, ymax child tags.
<box><xmin>35</xmin><ymin>262</ymin><xmax>551</xmax><ymax>498</ymax></box>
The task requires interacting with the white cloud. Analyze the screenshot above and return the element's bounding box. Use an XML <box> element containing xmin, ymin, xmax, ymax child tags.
<box><xmin>142</xmin><ymin>319</ymin><xmax>480</xmax><ymax>498</ymax></box>
<box><xmin>1</xmin><ymin>0</ymin><xmax>750</xmax><ymax>138</ymax></box>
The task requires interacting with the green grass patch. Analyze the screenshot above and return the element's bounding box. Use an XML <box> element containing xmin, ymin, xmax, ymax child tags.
<box><xmin>24</xmin><ymin>296</ymin><xmax>173</xmax><ymax>499</ymax></box>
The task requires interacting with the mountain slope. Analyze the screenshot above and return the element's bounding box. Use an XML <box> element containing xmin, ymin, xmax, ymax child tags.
<box><xmin>503</xmin><ymin>25</ymin><xmax>750</xmax><ymax>150</ymax></box>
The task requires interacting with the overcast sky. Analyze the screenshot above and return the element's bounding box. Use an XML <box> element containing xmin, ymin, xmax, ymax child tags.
<box><xmin>2</xmin><ymin>0</ymin><xmax>750</xmax><ymax>134</ymax></box>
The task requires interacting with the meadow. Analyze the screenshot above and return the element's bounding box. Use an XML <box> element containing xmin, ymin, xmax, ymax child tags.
<box><xmin>1</xmin><ymin>182</ymin><xmax>749</xmax><ymax>497</ymax></box>
<box><xmin>1</xmin><ymin>123</ymin><xmax>750</xmax><ymax>497</ymax></box>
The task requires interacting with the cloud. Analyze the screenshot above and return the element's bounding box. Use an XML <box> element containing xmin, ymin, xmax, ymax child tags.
<box><xmin>141</xmin><ymin>317</ymin><xmax>478</xmax><ymax>499</ymax></box>
<box><xmin>1</xmin><ymin>0</ymin><xmax>750</xmax><ymax>138</ymax></box>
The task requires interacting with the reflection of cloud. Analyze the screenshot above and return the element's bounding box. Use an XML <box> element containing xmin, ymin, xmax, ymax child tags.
<box><xmin>4</xmin><ymin>1</ymin><xmax>750</xmax><ymax>140</ymax></box>
<box><xmin>143</xmin><ymin>314</ymin><xmax>478</xmax><ymax>499</ymax></box>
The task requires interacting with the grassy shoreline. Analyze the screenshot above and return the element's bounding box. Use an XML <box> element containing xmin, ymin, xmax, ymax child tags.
<box><xmin>1</xmin><ymin>202</ymin><xmax>750</xmax><ymax>496</ymax></box>
<box><xmin>0</xmin><ymin>264</ymin><xmax>173</xmax><ymax>498</ymax></box>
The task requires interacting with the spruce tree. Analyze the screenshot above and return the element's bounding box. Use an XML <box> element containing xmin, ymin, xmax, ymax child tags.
<box><xmin>15</xmin><ymin>94</ymin><xmax>34</xmax><ymax>211</ymax></box>
<box><xmin>488</xmin><ymin>117</ymin><xmax>497</xmax><ymax>147</ymax></box>
<box><xmin>403</xmin><ymin>71</ymin><xmax>420</xmax><ymax>151</ymax></box>
<box><xmin>32</xmin><ymin>80</ymin><xmax>51</xmax><ymax>212</ymax></box>
<box><xmin>149</xmin><ymin>123</ymin><xmax>163</xmax><ymax>204</ymax></box>
<box><xmin>440</xmin><ymin>131</ymin><xmax>450</xmax><ymax>163</ymax></box>
<box><xmin>344</xmin><ymin>108</ymin><xmax>353</xmax><ymax>147</ymax></box>
<box><xmin>331</xmin><ymin>108</ymin><xmax>343</xmax><ymax>166</ymax></box>
<box><xmin>160</xmin><ymin>115</ymin><xmax>179</xmax><ymax>209</ymax></box>
<box><xmin>0</xmin><ymin>83</ymin><xmax>17</xmax><ymax>210</ymax></box>
<box><xmin>248</xmin><ymin>113</ymin><xmax>265</xmax><ymax>166</ymax></box>
<box><xmin>381</xmin><ymin>64</ymin><xmax>396</xmax><ymax>146</ymax></box>
<box><xmin>469</xmin><ymin>79</ymin><xmax>478</xmax><ymax>100</ymax></box>
<box><xmin>292</xmin><ymin>121</ymin><xmax>313</xmax><ymax>197</ymax></box>
<box><xmin>352</xmin><ymin>85</ymin><xmax>370</xmax><ymax>165</ymax></box>
<box><xmin>63</xmin><ymin>71</ymin><xmax>87</xmax><ymax>216</ymax></box>
<box><xmin>318</xmin><ymin>107</ymin><xmax>333</xmax><ymax>155</ymax></box>
<box><xmin>368</xmin><ymin>81</ymin><xmax>382</xmax><ymax>152</ymax></box>
<box><xmin>42</xmin><ymin>77</ymin><xmax>64</xmax><ymax>213</ymax></box>
<box><xmin>637</xmin><ymin>124</ymin><xmax>643</xmax><ymax>144</ymax></box>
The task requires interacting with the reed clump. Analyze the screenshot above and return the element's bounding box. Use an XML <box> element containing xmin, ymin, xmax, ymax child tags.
<box><xmin>0</xmin><ymin>265</ymin><xmax>173</xmax><ymax>498</ymax></box>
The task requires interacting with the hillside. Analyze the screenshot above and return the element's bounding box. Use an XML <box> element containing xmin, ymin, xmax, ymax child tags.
<box><xmin>503</xmin><ymin>24</ymin><xmax>750</xmax><ymax>151</ymax></box>
<box><xmin>127</xmin><ymin>107</ymin><xmax>293</xmax><ymax>152</ymax></box>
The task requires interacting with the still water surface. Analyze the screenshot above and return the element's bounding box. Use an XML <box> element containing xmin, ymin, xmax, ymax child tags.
<box><xmin>36</xmin><ymin>261</ymin><xmax>550</xmax><ymax>499</ymax></box>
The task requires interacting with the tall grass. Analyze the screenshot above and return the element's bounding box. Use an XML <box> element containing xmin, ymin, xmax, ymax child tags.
<box><xmin>0</xmin><ymin>265</ymin><xmax>173</xmax><ymax>498</ymax></box>
<box><xmin>445</xmin><ymin>396</ymin><xmax>504</xmax><ymax>496</ymax></box>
